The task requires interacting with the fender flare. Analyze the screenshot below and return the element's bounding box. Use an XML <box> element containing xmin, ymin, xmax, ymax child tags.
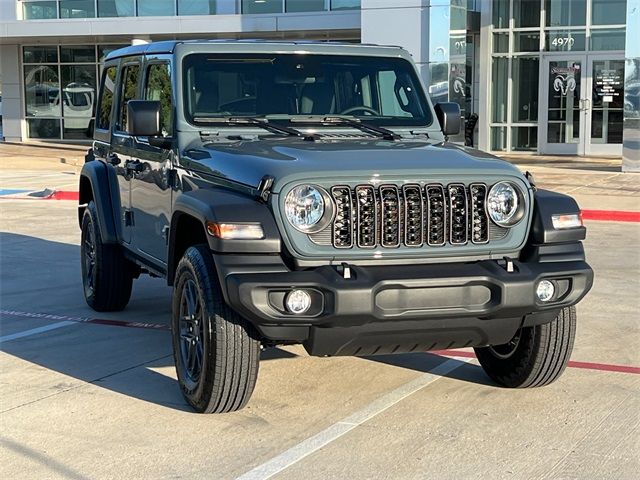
<box><xmin>528</xmin><ymin>189</ymin><xmax>586</xmax><ymax>244</ymax></box>
<box><xmin>78</xmin><ymin>160</ymin><xmax>121</xmax><ymax>244</ymax></box>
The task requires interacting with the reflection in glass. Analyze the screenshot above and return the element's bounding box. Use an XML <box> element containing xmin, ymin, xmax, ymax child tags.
<box><xmin>178</xmin><ymin>0</ymin><xmax>217</xmax><ymax>15</ymax></box>
<box><xmin>491</xmin><ymin>57</ymin><xmax>508</xmax><ymax>123</ymax></box>
<box><xmin>493</xmin><ymin>33</ymin><xmax>508</xmax><ymax>53</ymax></box>
<box><xmin>97</xmin><ymin>66</ymin><xmax>117</xmax><ymax>130</ymax></box>
<box><xmin>428</xmin><ymin>62</ymin><xmax>449</xmax><ymax>104</ymax></box>
<box><xmin>286</xmin><ymin>0</ymin><xmax>325</xmax><ymax>12</ymax></box>
<box><xmin>242</xmin><ymin>0</ymin><xmax>282</xmax><ymax>14</ymax></box>
<box><xmin>61</xmin><ymin>64</ymin><xmax>97</xmax><ymax>134</ymax></box>
<box><xmin>98</xmin><ymin>45</ymin><xmax>128</xmax><ymax>62</ymax></box>
<box><xmin>23</xmin><ymin>46</ymin><xmax>58</xmax><ymax>63</ymax></box>
<box><xmin>513</xmin><ymin>0</ymin><xmax>540</xmax><ymax>28</ymax></box>
<box><xmin>98</xmin><ymin>0</ymin><xmax>134</xmax><ymax>17</ymax></box>
<box><xmin>492</xmin><ymin>0</ymin><xmax>508</xmax><ymax>28</ymax></box>
<box><xmin>545</xmin><ymin>0</ymin><xmax>586</xmax><ymax>27</ymax></box>
<box><xmin>590</xmin><ymin>29</ymin><xmax>626</xmax><ymax>51</ymax></box>
<box><xmin>545</xmin><ymin>30</ymin><xmax>586</xmax><ymax>52</ymax></box>
<box><xmin>513</xmin><ymin>32</ymin><xmax>539</xmax><ymax>53</ymax></box>
<box><xmin>138</xmin><ymin>0</ymin><xmax>175</xmax><ymax>16</ymax></box>
<box><xmin>547</xmin><ymin>60</ymin><xmax>581</xmax><ymax>143</ymax></box>
<box><xmin>591</xmin><ymin>60</ymin><xmax>625</xmax><ymax>144</ymax></box>
<box><xmin>512</xmin><ymin>57</ymin><xmax>539</xmax><ymax>122</ymax></box>
<box><xmin>117</xmin><ymin>64</ymin><xmax>140</xmax><ymax>132</ymax></box>
<box><xmin>25</xmin><ymin>65</ymin><xmax>61</xmax><ymax>118</ymax></box>
<box><xmin>27</xmin><ymin>119</ymin><xmax>61</xmax><ymax>139</ymax></box>
<box><xmin>64</xmin><ymin>120</ymin><xmax>93</xmax><ymax>140</ymax></box>
<box><xmin>592</xmin><ymin>0</ymin><xmax>626</xmax><ymax>25</ymax></box>
<box><xmin>23</xmin><ymin>1</ymin><xmax>58</xmax><ymax>19</ymax></box>
<box><xmin>331</xmin><ymin>0</ymin><xmax>360</xmax><ymax>10</ymax></box>
<box><xmin>491</xmin><ymin>127</ymin><xmax>507</xmax><ymax>151</ymax></box>
<box><xmin>61</xmin><ymin>45</ymin><xmax>96</xmax><ymax>63</ymax></box>
<box><xmin>145</xmin><ymin>64</ymin><xmax>173</xmax><ymax>136</ymax></box>
<box><xmin>512</xmin><ymin>126</ymin><xmax>537</xmax><ymax>151</ymax></box>
<box><xmin>60</xmin><ymin>0</ymin><xmax>95</xmax><ymax>18</ymax></box>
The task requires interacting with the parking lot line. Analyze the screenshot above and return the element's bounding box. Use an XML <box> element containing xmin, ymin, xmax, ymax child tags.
<box><xmin>0</xmin><ymin>309</ymin><xmax>169</xmax><ymax>331</ymax></box>
<box><xmin>236</xmin><ymin>357</ymin><xmax>473</xmax><ymax>480</ymax></box>
<box><xmin>0</xmin><ymin>321</ymin><xmax>75</xmax><ymax>343</ymax></box>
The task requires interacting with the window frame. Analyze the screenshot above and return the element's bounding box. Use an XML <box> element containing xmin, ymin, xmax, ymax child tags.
<box><xmin>94</xmin><ymin>61</ymin><xmax>119</xmax><ymax>139</ymax></box>
<box><xmin>142</xmin><ymin>57</ymin><xmax>175</xmax><ymax>139</ymax></box>
<box><xmin>114</xmin><ymin>58</ymin><xmax>142</xmax><ymax>135</ymax></box>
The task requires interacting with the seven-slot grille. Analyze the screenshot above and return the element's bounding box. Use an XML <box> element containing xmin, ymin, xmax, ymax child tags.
<box><xmin>329</xmin><ymin>183</ymin><xmax>491</xmax><ymax>249</ymax></box>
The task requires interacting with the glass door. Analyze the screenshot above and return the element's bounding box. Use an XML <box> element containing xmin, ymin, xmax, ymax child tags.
<box><xmin>539</xmin><ymin>56</ymin><xmax>587</xmax><ymax>155</ymax></box>
<box><xmin>585</xmin><ymin>55</ymin><xmax>625</xmax><ymax>155</ymax></box>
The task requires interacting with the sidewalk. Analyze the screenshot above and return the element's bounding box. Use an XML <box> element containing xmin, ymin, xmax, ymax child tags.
<box><xmin>0</xmin><ymin>143</ymin><xmax>637</xmax><ymax>211</ymax></box>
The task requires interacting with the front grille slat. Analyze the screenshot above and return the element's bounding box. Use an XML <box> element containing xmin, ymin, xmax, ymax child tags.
<box><xmin>325</xmin><ymin>182</ymin><xmax>509</xmax><ymax>249</ymax></box>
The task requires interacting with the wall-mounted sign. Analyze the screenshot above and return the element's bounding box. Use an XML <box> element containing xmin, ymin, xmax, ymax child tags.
<box><xmin>595</xmin><ymin>69</ymin><xmax>622</xmax><ymax>103</ymax></box>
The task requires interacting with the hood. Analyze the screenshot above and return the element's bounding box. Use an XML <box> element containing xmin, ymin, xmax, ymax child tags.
<box><xmin>179</xmin><ymin>136</ymin><xmax>525</xmax><ymax>193</ymax></box>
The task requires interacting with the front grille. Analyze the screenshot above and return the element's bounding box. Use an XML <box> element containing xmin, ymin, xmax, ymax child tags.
<box><xmin>325</xmin><ymin>183</ymin><xmax>495</xmax><ymax>249</ymax></box>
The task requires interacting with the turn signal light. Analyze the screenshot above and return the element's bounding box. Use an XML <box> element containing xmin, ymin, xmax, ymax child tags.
<box><xmin>551</xmin><ymin>213</ymin><xmax>583</xmax><ymax>230</ymax></box>
<box><xmin>206</xmin><ymin>222</ymin><xmax>264</xmax><ymax>240</ymax></box>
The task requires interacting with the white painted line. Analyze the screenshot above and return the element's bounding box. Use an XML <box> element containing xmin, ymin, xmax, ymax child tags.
<box><xmin>0</xmin><ymin>321</ymin><xmax>75</xmax><ymax>343</ymax></box>
<box><xmin>236</xmin><ymin>356</ymin><xmax>473</xmax><ymax>480</ymax></box>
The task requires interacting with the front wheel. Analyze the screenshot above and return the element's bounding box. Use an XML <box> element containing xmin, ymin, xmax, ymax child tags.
<box><xmin>474</xmin><ymin>306</ymin><xmax>576</xmax><ymax>388</ymax></box>
<box><xmin>172</xmin><ymin>245</ymin><xmax>260</xmax><ymax>413</ymax></box>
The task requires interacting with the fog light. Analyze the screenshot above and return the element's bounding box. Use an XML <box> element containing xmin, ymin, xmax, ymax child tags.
<box><xmin>536</xmin><ymin>280</ymin><xmax>555</xmax><ymax>302</ymax></box>
<box><xmin>285</xmin><ymin>289</ymin><xmax>312</xmax><ymax>314</ymax></box>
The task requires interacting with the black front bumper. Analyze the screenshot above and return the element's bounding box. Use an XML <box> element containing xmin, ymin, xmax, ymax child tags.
<box><xmin>222</xmin><ymin>254</ymin><xmax>593</xmax><ymax>357</ymax></box>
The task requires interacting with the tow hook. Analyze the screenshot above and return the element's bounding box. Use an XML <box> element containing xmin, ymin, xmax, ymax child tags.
<box><xmin>501</xmin><ymin>256</ymin><xmax>516</xmax><ymax>273</ymax></box>
<box><xmin>337</xmin><ymin>262</ymin><xmax>352</xmax><ymax>279</ymax></box>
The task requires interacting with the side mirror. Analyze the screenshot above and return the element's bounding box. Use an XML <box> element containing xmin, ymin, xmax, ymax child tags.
<box><xmin>434</xmin><ymin>102</ymin><xmax>461</xmax><ymax>138</ymax></box>
<box><xmin>127</xmin><ymin>100</ymin><xmax>161</xmax><ymax>137</ymax></box>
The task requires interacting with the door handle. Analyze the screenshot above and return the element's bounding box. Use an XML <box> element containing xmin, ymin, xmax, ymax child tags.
<box><xmin>125</xmin><ymin>160</ymin><xmax>145</xmax><ymax>174</ymax></box>
<box><xmin>106</xmin><ymin>153</ymin><xmax>121</xmax><ymax>166</ymax></box>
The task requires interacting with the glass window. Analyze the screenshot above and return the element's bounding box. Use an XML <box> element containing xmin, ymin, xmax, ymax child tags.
<box><xmin>61</xmin><ymin>65</ymin><xmax>97</xmax><ymax>121</ymax></box>
<box><xmin>512</xmin><ymin>57</ymin><xmax>539</xmax><ymax>122</ymax></box>
<box><xmin>61</xmin><ymin>45</ymin><xmax>96</xmax><ymax>63</ymax></box>
<box><xmin>428</xmin><ymin>62</ymin><xmax>449</xmax><ymax>104</ymax></box>
<box><xmin>511</xmin><ymin>126</ymin><xmax>537</xmax><ymax>151</ymax></box>
<box><xmin>138</xmin><ymin>0</ymin><xmax>176</xmax><ymax>16</ymax></box>
<box><xmin>590</xmin><ymin>29</ymin><xmax>626</xmax><ymax>51</ymax></box>
<box><xmin>117</xmin><ymin>64</ymin><xmax>140</xmax><ymax>132</ymax></box>
<box><xmin>22</xmin><ymin>1</ymin><xmax>58</xmax><ymax>19</ymax></box>
<box><xmin>491</xmin><ymin>57</ymin><xmax>508</xmax><ymax>123</ymax></box>
<box><xmin>183</xmin><ymin>53</ymin><xmax>432</xmax><ymax>127</ymax></box>
<box><xmin>63</xmin><ymin>119</ymin><xmax>94</xmax><ymax>139</ymax></box>
<box><xmin>592</xmin><ymin>0</ymin><xmax>626</xmax><ymax>25</ymax></box>
<box><xmin>545</xmin><ymin>0</ymin><xmax>586</xmax><ymax>26</ymax></box>
<box><xmin>513</xmin><ymin>0</ymin><xmax>540</xmax><ymax>28</ymax></box>
<box><xmin>98</xmin><ymin>0</ymin><xmax>134</xmax><ymax>17</ymax></box>
<box><xmin>23</xmin><ymin>46</ymin><xmax>58</xmax><ymax>63</ymax></box>
<box><xmin>491</xmin><ymin>126</ymin><xmax>507</xmax><ymax>151</ymax></box>
<box><xmin>27</xmin><ymin>119</ymin><xmax>61</xmax><ymax>139</ymax></box>
<box><xmin>331</xmin><ymin>0</ymin><xmax>360</xmax><ymax>10</ymax></box>
<box><xmin>545</xmin><ymin>30</ymin><xmax>586</xmax><ymax>52</ymax></box>
<box><xmin>178</xmin><ymin>0</ymin><xmax>217</xmax><ymax>15</ymax></box>
<box><xmin>145</xmin><ymin>63</ymin><xmax>174</xmax><ymax>136</ymax></box>
<box><xmin>450</xmin><ymin>5</ymin><xmax>466</xmax><ymax>30</ymax></box>
<box><xmin>286</xmin><ymin>0</ymin><xmax>325</xmax><ymax>12</ymax></box>
<box><xmin>60</xmin><ymin>0</ymin><xmax>96</xmax><ymax>18</ymax></box>
<box><xmin>242</xmin><ymin>0</ymin><xmax>282</xmax><ymax>14</ymax></box>
<box><xmin>514</xmin><ymin>32</ymin><xmax>539</xmax><ymax>52</ymax></box>
<box><xmin>493</xmin><ymin>33</ymin><xmax>509</xmax><ymax>53</ymax></box>
<box><xmin>98</xmin><ymin>44</ymin><xmax>128</xmax><ymax>62</ymax></box>
<box><xmin>97</xmin><ymin>66</ymin><xmax>117</xmax><ymax>130</ymax></box>
<box><xmin>25</xmin><ymin>65</ymin><xmax>61</xmax><ymax>118</ymax></box>
<box><xmin>492</xmin><ymin>0</ymin><xmax>509</xmax><ymax>28</ymax></box>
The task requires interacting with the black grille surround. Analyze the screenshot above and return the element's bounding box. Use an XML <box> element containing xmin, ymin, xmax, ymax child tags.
<box><xmin>326</xmin><ymin>183</ymin><xmax>497</xmax><ymax>249</ymax></box>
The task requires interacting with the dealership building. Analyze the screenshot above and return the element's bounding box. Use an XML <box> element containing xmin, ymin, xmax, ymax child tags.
<box><xmin>0</xmin><ymin>0</ymin><xmax>638</xmax><ymax>168</ymax></box>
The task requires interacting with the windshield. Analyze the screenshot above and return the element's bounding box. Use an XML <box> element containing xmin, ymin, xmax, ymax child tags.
<box><xmin>183</xmin><ymin>53</ymin><xmax>432</xmax><ymax>127</ymax></box>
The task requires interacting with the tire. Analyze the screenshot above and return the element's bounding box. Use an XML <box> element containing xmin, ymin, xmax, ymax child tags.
<box><xmin>80</xmin><ymin>201</ymin><xmax>133</xmax><ymax>311</ymax></box>
<box><xmin>474</xmin><ymin>306</ymin><xmax>576</xmax><ymax>388</ymax></box>
<box><xmin>172</xmin><ymin>245</ymin><xmax>260</xmax><ymax>413</ymax></box>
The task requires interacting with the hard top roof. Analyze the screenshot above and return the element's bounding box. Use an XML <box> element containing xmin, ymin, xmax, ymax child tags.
<box><xmin>104</xmin><ymin>39</ymin><xmax>406</xmax><ymax>61</ymax></box>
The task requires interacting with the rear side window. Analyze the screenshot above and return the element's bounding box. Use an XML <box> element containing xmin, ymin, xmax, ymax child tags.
<box><xmin>116</xmin><ymin>63</ymin><xmax>140</xmax><ymax>132</ymax></box>
<box><xmin>96</xmin><ymin>66</ymin><xmax>117</xmax><ymax>130</ymax></box>
<box><xmin>145</xmin><ymin>63</ymin><xmax>173</xmax><ymax>137</ymax></box>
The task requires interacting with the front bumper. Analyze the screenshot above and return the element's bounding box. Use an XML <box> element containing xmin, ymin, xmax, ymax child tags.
<box><xmin>224</xmin><ymin>257</ymin><xmax>593</xmax><ymax>357</ymax></box>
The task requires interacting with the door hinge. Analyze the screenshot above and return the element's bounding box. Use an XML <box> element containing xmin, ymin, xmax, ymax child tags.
<box><xmin>124</xmin><ymin>210</ymin><xmax>134</xmax><ymax>227</ymax></box>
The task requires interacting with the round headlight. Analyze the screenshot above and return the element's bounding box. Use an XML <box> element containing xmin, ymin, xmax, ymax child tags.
<box><xmin>487</xmin><ymin>182</ymin><xmax>524</xmax><ymax>227</ymax></box>
<box><xmin>284</xmin><ymin>185</ymin><xmax>330</xmax><ymax>233</ymax></box>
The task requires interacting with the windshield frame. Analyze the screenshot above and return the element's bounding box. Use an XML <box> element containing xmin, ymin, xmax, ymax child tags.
<box><xmin>181</xmin><ymin>52</ymin><xmax>434</xmax><ymax>130</ymax></box>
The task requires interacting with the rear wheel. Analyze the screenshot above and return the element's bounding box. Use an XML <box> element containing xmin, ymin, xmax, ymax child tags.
<box><xmin>474</xmin><ymin>306</ymin><xmax>576</xmax><ymax>388</ymax></box>
<box><xmin>172</xmin><ymin>245</ymin><xmax>260</xmax><ymax>413</ymax></box>
<box><xmin>81</xmin><ymin>201</ymin><xmax>133</xmax><ymax>311</ymax></box>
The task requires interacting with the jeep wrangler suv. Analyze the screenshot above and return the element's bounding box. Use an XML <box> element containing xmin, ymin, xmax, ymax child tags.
<box><xmin>79</xmin><ymin>40</ymin><xmax>593</xmax><ymax>413</ymax></box>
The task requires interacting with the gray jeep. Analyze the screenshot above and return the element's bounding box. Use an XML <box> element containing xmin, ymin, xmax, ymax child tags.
<box><xmin>79</xmin><ymin>40</ymin><xmax>593</xmax><ymax>413</ymax></box>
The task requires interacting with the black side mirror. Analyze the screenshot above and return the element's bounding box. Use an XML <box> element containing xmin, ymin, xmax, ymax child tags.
<box><xmin>127</xmin><ymin>100</ymin><xmax>161</xmax><ymax>137</ymax></box>
<box><xmin>434</xmin><ymin>102</ymin><xmax>461</xmax><ymax>138</ymax></box>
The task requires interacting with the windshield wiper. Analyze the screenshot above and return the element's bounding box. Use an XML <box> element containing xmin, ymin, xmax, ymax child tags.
<box><xmin>292</xmin><ymin>116</ymin><xmax>401</xmax><ymax>141</ymax></box>
<box><xmin>193</xmin><ymin>116</ymin><xmax>317</xmax><ymax>141</ymax></box>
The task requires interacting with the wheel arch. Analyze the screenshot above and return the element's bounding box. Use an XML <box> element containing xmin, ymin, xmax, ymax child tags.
<box><xmin>78</xmin><ymin>160</ymin><xmax>121</xmax><ymax>244</ymax></box>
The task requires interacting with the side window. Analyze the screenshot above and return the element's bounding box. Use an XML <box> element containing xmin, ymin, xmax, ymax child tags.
<box><xmin>116</xmin><ymin>63</ymin><xmax>140</xmax><ymax>132</ymax></box>
<box><xmin>145</xmin><ymin>63</ymin><xmax>173</xmax><ymax>137</ymax></box>
<box><xmin>96</xmin><ymin>66</ymin><xmax>117</xmax><ymax>130</ymax></box>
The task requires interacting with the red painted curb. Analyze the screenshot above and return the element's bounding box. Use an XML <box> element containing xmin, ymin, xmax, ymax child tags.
<box><xmin>581</xmin><ymin>209</ymin><xmax>640</xmax><ymax>222</ymax></box>
<box><xmin>49</xmin><ymin>190</ymin><xmax>80</xmax><ymax>201</ymax></box>
<box><xmin>433</xmin><ymin>349</ymin><xmax>640</xmax><ymax>375</ymax></box>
